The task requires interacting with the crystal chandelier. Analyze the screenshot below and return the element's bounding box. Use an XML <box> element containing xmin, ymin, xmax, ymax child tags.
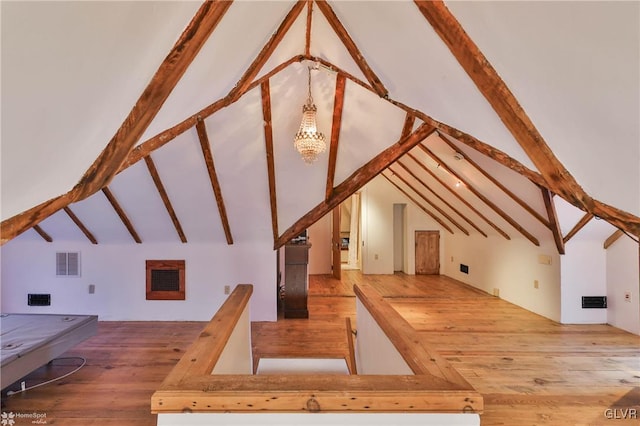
<box><xmin>294</xmin><ymin>67</ymin><xmax>326</xmax><ymax>164</ymax></box>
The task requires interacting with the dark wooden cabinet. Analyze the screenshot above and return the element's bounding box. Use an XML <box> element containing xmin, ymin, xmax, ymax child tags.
<box><xmin>283</xmin><ymin>243</ymin><xmax>310</xmax><ymax>319</ymax></box>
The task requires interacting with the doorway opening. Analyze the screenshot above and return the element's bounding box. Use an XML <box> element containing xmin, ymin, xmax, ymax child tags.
<box><xmin>339</xmin><ymin>193</ymin><xmax>361</xmax><ymax>271</ymax></box>
<box><xmin>393</xmin><ymin>204</ymin><xmax>406</xmax><ymax>272</ymax></box>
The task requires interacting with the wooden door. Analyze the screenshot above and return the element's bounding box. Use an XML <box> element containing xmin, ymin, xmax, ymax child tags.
<box><xmin>415</xmin><ymin>231</ymin><xmax>439</xmax><ymax>275</ymax></box>
<box><xmin>332</xmin><ymin>207</ymin><xmax>341</xmax><ymax>279</ymax></box>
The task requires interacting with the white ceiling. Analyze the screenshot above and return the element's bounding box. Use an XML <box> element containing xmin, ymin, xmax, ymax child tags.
<box><xmin>1</xmin><ymin>0</ymin><xmax>637</xmax><ymax>248</ymax></box>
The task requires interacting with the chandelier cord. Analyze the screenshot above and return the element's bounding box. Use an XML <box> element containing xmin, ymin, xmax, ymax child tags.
<box><xmin>307</xmin><ymin>66</ymin><xmax>313</xmax><ymax>104</ymax></box>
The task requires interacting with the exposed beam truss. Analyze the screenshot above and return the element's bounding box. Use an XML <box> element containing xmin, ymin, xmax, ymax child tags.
<box><xmin>414</xmin><ymin>0</ymin><xmax>639</xmax><ymax>237</ymax></box>
<box><xmin>407</xmin><ymin>153</ymin><xmax>508</xmax><ymax>240</ymax></box>
<box><xmin>420</xmin><ymin>144</ymin><xmax>540</xmax><ymax>246</ymax></box>
<box><xmin>261</xmin><ymin>80</ymin><xmax>279</xmax><ymax>243</ymax></box>
<box><xmin>439</xmin><ymin>135</ymin><xmax>550</xmax><ymax>229</ymax></box>
<box><xmin>195</xmin><ymin>118</ymin><xmax>234</xmax><ymax>245</ymax></box>
<box><xmin>382</xmin><ymin>173</ymin><xmax>454</xmax><ymax>234</ymax></box>
<box><xmin>395</xmin><ymin>160</ymin><xmax>487</xmax><ymax>237</ymax></box>
<box><xmin>63</xmin><ymin>207</ymin><xmax>97</xmax><ymax>244</ymax></box>
<box><xmin>102</xmin><ymin>187</ymin><xmax>142</xmax><ymax>243</ymax></box>
<box><xmin>604</xmin><ymin>230</ymin><xmax>624</xmax><ymax>250</ymax></box>
<box><xmin>541</xmin><ymin>189</ymin><xmax>565</xmax><ymax>254</ymax></box>
<box><xmin>315</xmin><ymin>0</ymin><xmax>387</xmax><ymax>97</ymax></box>
<box><xmin>144</xmin><ymin>155</ymin><xmax>187</xmax><ymax>243</ymax></box>
<box><xmin>228</xmin><ymin>1</ymin><xmax>306</xmax><ymax>101</ymax></box>
<box><xmin>276</xmin><ymin>123</ymin><xmax>436</xmax><ymax>249</ymax></box>
<box><xmin>388</xmin><ymin>167</ymin><xmax>465</xmax><ymax>234</ymax></box>
<box><xmin>33</xmin><ymin>225</ymin><xmax>52</xmax><ymax>243</ymax></box>
<box><xmin>563</xmin><ymin>213</ymin><xmax>593</xmax><ymax>244</ymax></box>
<box><xmin>0</xmin><ymin>0</ymin><xmax>233</xmax><ymax>243</ymax></box>
<box><xmin>326</xmin><ymin>73</ymin><xmax>347</xmax><ymax>199</ymax></box>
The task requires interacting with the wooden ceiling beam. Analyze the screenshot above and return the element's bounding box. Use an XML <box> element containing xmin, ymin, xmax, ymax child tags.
<box><xmin>563</xmin><ymin>213</ymin><xmax>593</xmax><ymax>245</ymax></box>
<box><xmin>413</xmin><ymin>1</ymin><xmax>640</xmax><ymax>237</ymax></box>
<box><xmin>276</xmin><ymin>123</ymin><xmax>436</xmax><ymax>249</ymax></box>
<box><xmin>541</xmin><ymin>189</ymin><xmax>565</xmax><ymax>254</ymax></box>
<box><xmin>102</xmin><ymin>187</ymin><xmax>141</xmax><ymax>243</ymax></box>
<box><xmin>305</xmin><ymin>0</ymin><xmax>313</xmax><ymax>56</ymax></box>
<box><xmin>407</xmin><ymin>152</ymin><xmax>510</xmax><ymax>241</ymax></box>
<box><xmin>439</xmin><ymin>135</ymin><xmax>550</xmax><ymax>229</ymax></box>
<box><xmin>382</xmin><ymin>173</ymin><xmax>454</xmax><ymax>234</ymax></box>
<box><xmin>307</xmin><ymin>55</ymin><xmax>547</xmax><ymax>187</ymax></box>
<box><xmin>388</xmin><ymin>167</ymin><xmax>467</xmax><ymax>235</ymax></box>
<box><xmin>1</xmin><ymin>1</ymin><xmax>232</xmax><ymax>244</ymax></box>
<box><xmin>33</xmin><ymin>224</ymin><xmax>53</xmax><ymax>243</ymax></box>
<box><xmin>604</xmin><ymin>229</ymin><xmax>624</xmax><ymax>249</ymax></box>
<box><xmin>400</xmin><ymin>113</ymin><xmax>416</xmax><ymax>143</ymax></box>
<box><xmin>326</xmin><ymin>73</ymin><xmax>347</xmax><ymax>199</ymax></box>
<box><xmin>420</xmin><ymin>144</ymin><xmax>540</xmax><ymax>245</ymax></box>
<box><xmin>396</xmin><ymin>160</ymin><xmax>488</xmax><ymax>237</ymax></box>
<box><xmin>195</xmin><ymin>118</ymin><xmax>234</xmax><ymax>245</ymax></box>
<box><xmin>314</xmin><ymin>0</ymin><xmax>387</xmax><ymax>97</ymax></box>
<box><xmin>120</xmin><ymin>56</ymin><xmax>302</xmax><ymax>173</ymax></box>
<box><xmin>228</xmin><ymin>1</ymin><xmax>306</xmax><ymax>102</ymax></box>
<box><xmin>63</xmin><ymin>206</ymin><xmax>97</xmax><ymax>245</ymax></box>
<box><xmin>261</xmin><ymin>80</ymin><xmax>279</xmax><ymax>243</ymax></box>
<box><xmin>144</xmin><ymin>155</ymin><xmax>187</xmax><ymax>243</ymax></box>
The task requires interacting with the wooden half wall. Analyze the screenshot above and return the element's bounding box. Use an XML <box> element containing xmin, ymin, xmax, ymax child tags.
<box><xmin>151</xmin><ymin>283</ymin><xmax>482</xmax><ymax>421</ymax></box>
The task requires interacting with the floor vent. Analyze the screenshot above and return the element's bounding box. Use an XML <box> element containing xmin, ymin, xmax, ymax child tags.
<box><xmin>28</xmin><ymin>293</ymin><xmax>51</xmax><ymax>306</ymax></box>
<box><xmin>582</xmin><ymin>296</ymin><xmax>607</xmax><ymax>309</ymax></box>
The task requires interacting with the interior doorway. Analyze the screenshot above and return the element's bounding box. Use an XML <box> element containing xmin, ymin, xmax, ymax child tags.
<box><xmin>393</xmin><ymin>204</ymin><xmax>406</xmax><ymax>272</ymax></box>
<box><xmin>415</xmin><ymin>230</ymin><xmax>440</xmax><ymax>275</ymax></box>
<box><xmin>339</xmin><ymin>193</ymin><xmax>361</xmax><ymax>271</ymax></box>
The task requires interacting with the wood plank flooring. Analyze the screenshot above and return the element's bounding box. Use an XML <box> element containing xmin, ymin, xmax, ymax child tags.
<box><xmin>2</xmin><ymin>271</ymin><xmax>639</xmax><ymax>425</ymax></box>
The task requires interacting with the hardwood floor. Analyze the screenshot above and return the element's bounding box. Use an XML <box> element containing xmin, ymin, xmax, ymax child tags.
<box><xmin>2</xmin><ymin>271</ymin><xmax>639</xmax><ymax>425</ymax></box>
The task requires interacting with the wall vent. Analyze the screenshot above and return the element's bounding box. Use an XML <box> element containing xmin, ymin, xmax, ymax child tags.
<box><xmin>56</xmin><ymin>252</ymin><xmax>80</xmax><ymax>276</ymax></box>
<box><xmin>460</xmin><ymin>264</ymin><xmax>469</xmax><ymax>274</ymax></box>
<box><xmin>28</xmin><ymin>293</ymin><xmax>51</xmax><ymax>306</ymax></box>
<box><xmin>582</xmin><ymin>296</ymin><xmax>607</xmax><ymax>309</ymax></box>
<box><xmin>146</xmin><ymin>260</ymin><xmax>185</xmax><ymax>300</ymax></box>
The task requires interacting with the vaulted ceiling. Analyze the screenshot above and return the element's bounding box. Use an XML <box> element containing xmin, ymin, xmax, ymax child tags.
<box><xmin>1</xmin><ymin>1</ymin><xmax>639</xmax><ymax>250</ymax></box>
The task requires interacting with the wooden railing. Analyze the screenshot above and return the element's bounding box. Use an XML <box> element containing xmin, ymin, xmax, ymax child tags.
<box><xmin>151</xmin><ymin>284</ymin><xmax>482</xmax><ymax>416</ymax></box>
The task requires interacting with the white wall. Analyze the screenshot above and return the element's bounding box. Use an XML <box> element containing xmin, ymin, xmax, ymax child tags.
<box><xmin>361</xmin><ymin>176</ymin><xmax>446</xmax><ymax>275</ymax></box>
<box><xmin>560</xmin><ymin>240</ymin><xmax>607</xmax><ymax>324</ymax></box>
<box><xmin>0</xmin><ymin>238</ymin><xmax>277</xmax><ymax>321</ymax></box>
<box><xmin>308</xmin><ymin>213</ymin><xmax>332</xmax><ymax>275</ymax></box>
<box><xmin>444</xmin><ymin>233</ymin><xmax>561</xmax><ymax>322</ymax></box>
<box><xmin>606</xmin><ymin>237</ymin><xmax>640</xmax><ymax>335</ymax></box>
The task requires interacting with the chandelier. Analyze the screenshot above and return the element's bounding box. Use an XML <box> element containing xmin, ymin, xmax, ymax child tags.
<box><xmin>294</xmin><ymin>67</ymin><xmax>326</xmax><ymax>164</ymax></box>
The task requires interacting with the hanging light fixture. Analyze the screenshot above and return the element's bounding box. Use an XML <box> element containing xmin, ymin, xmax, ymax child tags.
<box><xmin>294</xmin><ymin>67</ymin><xmax>326</xmax><ymax>164</ymax></box>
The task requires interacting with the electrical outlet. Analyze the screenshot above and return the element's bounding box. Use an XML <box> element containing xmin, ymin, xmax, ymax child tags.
<box><xmin>374</xmin><ymin>254</ymin><xmax>379</xmax><ymax>260</ymax></box>
<box><xmin>88</xmin><ymin>284</ymin><xmax>95</xmax><ymax>294</ymax></box>
<box><xmin>224</xmin><ymin>285</ymin><xmax>230</xmax><ymax>295</ymax></box>
<box><xmin>534</xmin><ymin>280</ymin><xmax>539</xmax><ymax>289</ymax></box>
<box><xmin>493</xmin><ymin>288</ymin><xmax>500</xmax><ymax>297</ymax></box>
<box><xmin>624</xmin><ymin>291</ymin><xmax>631</xmax><ymax>303</ymax></box>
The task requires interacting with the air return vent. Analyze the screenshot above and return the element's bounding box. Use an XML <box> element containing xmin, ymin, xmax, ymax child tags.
<box><xmin>582</xmin><ymin>296</ymin><xmax>607</xmax><ymax>309</ymax></box>
<box><xmin>28</xmin><ymin>294</ymin><xmax>51</xmax><ymax>306</ymax></box>
<box><xmin>56</xmin><ymin>252</ymin><xmax>80</xmax><ymax>276</ymax></box>
<box><xmin>146</xmin><ymin>260</ymin><xmax>185</xmax><ymax>300</ymax></box>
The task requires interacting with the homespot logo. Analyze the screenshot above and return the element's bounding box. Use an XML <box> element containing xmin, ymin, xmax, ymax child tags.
<box><xmin>1</xmin><ymin>412</ymin><xmax>47</xmax><ymax>425</ymax></box>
